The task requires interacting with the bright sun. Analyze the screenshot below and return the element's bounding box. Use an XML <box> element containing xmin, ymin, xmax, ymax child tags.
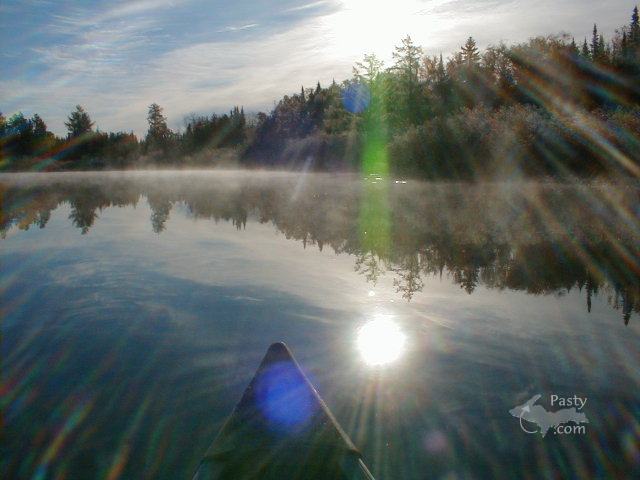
<box><xmin>356</xmin><ymin>317</ymin><xmax>406</xmax><ymax>366</ymax></box>
<box><xmin>323</xmin><ymin>0</ymin><xmax>430</xmax><ymax>60</ymax></box>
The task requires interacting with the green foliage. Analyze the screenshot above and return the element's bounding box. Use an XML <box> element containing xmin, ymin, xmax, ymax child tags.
<box><xmin>353</xmin><ymin>54</ymin><xmax>384</xmax><ymax>84</ymax></box>
<box><xmin>388</xmin><ymin>36</ymin><xmax>426</xmax><ymax>127</ymax></box>
<box><xmin>181</xmin><ymin>107</ymin><xmax>246</xmax><ymax>159</ymax></box>
<box><xmin>388</xmin><ymin>105</ymin><xmax>640</xmax><ymax>179</ymax></box>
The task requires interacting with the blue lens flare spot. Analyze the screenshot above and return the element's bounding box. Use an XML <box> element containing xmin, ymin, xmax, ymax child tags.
<box><xmin>342</xmin><ymin>83</ymin><xmax>371</xmax><ymax>114</ymax></box>
<box><xmin>254</xmin><ymin>361</ymin><xmax>316</xmax><ymax>431</ymax></box>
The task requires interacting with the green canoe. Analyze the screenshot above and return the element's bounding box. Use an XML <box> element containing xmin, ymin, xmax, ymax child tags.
<box><xmin>193</xmin><ymin>342</ymin><xmax>375</xmax><ymax>480</ymax></box>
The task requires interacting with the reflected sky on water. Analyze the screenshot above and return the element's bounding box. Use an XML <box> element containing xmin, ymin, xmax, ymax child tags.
<box><xmin>1</xmin><ymin>171</ymin><xmax>639</xmax><ymax>479</ymax></box>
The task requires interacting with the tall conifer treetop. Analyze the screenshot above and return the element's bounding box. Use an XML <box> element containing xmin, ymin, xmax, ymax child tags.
<box><xmin>461</xmin><ymin>37</ymin><xmax>481</xmax><ymax>66</ymax></box>
<box><xmin>64</xmin><ymin>105</ymin><xmax>93</xmax><ymax>138</ymax></box>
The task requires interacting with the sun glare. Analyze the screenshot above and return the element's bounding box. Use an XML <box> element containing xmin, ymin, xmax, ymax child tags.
<box><xmin>357</xmin><ymin>316</ymin><xmax>406</xmax><ymax>366</ymax></box>
<box><xmin>322</xmin><ymin>0</ymin><xmax>430</xmax><ymax>60</ymax></box>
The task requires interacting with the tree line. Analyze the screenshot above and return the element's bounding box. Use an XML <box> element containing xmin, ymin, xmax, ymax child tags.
<box><xmin>1</xmin><ymin>6</ymin><xmax>639</xmax><ymax>178</ymax></box>
<box><xmin>0</xmin><ymin>102</ymin><xmax>247</xmax><ymax>170</ymax></box>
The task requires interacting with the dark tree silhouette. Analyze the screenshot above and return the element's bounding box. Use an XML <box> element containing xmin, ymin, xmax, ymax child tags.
<box><xmin>32</xmin><ymin>114</ymin><xmax>47</xmax><ymax>137</ymax></box>
<box><xmin>581</xmin><ymin>38</ymin><xmax>590</xmax><ymax>58</ymax></box>
<box><xmin>146</xmin><ymin>103</ymin><xmax>171</xmax><ymax>147</ymax></box>
<box><xmin>65</xmin><ymin>105</ymin><xmax>93</xmax><ymax>138</ymax></box>
<box><xmin>460</xmin><ymin>37</ymin><xmax>481</xmax><ymax>66</ymax></box>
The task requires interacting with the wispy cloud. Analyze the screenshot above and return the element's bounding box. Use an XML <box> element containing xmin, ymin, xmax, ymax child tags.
<box><xmin>216</xmin><ymin>23</ymin><xmax>259</xmax><ymax>33</ymax></box>
<box><xmin>284</xmin><ymin>1</ymin><xmax>332</xmax><ymax>13</ymax></box>
<box><xmin>417</xmin><ymin>0</ymin><xmax>515</xmax><ymax>17</ymax></box>
<box><xmin>99</xmin><ymin>0</ymin><xmax>189</xmax><ymax>21</ymax></box>
<box><xmin>48</xmin><ymin>0</ymin><xmax>191</xmax><ymax>28</ymax></box>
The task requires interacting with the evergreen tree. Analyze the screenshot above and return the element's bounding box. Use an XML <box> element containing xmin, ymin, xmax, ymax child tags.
<box><xmin>65</xmin><ymin>105</ymin><xmax>93</xmax><ymax>138</ymax></box>
<box><xmin>31</xmin><ymin>114</ymin><xmax>47</xmax><ymax>138</ymax></box>
<box><xmin>229</xmin><ymin>105</ymin><xmax>246</xmax><ymax>145</ymax></box>
<box><xmin>391</xmin><ymin>36</ymin><xmax>424</xmax><ymax>126</ymax></box>
<box><xmin>392</xmin><ymin>36</ymin><xmax>422</xmax><ymax>82</ymax></box>
<box><xmin>569</xmin><ymin>37</ymin><xmax>579</xmax><ymax>56</ymax></box>
<box><xmin>146</xmin><ymin>103</ymin><xmax>170</xmax><ymax>144</ymax></box>
<box><xmin>353</xmin><ymin>53</ymin><xmax>385</xmax><ymax>84</ymax></box>
<box><xmin>453</xmin><ymin>37</ymin><xmax>483</xmax><ymax>108</ymax></box>
<box><xmin>145</xmin><ymin>103</ymin><xmax>174</xmax><ymax>157</ymax></box>
<box><xmin>29</xmin><ymin>113</ymin><xmax>55</xmax><ymax>154</ymax></box>
<box><xmin>590</xmin><ymin>24</ymin><xmax>606</xmax><ymax>61</ymax></box>
<box><xmin>632</xmin><ymin>6</ymin><xmax>640</xmax><ymax>44</ymax></box>
<box><xmin>581</xmin><ymin>38</ymin><xmax>591</xmax><ymax>58</ymax></box>
<box><xmin>631</xmin><ymin>6</ymin><xmax>640</xmax><ymax>62</ymax></box>
<box><xmin>432</xmin><ymin>53</ymin><xmax>453</xmax><ymax>112</ymax></box>
<box><xmin>460</xmin><ymin>37</ymin><xmax>481</xmax><ymax>66</ymax></box>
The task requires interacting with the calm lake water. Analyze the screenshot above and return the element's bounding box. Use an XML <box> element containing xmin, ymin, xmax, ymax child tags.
<box><xmin>2</xmin><ymin>171</ymin><xmax>639</xmax><ymax>479</ymax></box>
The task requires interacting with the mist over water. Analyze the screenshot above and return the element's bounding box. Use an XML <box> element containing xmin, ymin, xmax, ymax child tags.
<box><xmin>2</xmin><ymin>171</ymin><xmax>639</xmax><ymax>478</ymax></box>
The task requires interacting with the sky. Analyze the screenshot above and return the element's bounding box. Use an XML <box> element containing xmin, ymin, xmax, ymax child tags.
<box><xmin>0</xmin><ymin>0</ymin><xmax>636</xmax><ymax>136</ymax></box>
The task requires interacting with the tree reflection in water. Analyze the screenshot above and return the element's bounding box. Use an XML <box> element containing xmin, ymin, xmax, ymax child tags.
<box><xmin>1</xmin><ymin>172</ymin><xmax>638</xmax><ymax>322</ymax></box>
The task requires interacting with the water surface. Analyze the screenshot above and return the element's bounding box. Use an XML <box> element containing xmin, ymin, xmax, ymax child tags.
<box><xmin>1</xmin><ymin>171</ymin><xmax>639</xmax><ymax>479</ymax></box>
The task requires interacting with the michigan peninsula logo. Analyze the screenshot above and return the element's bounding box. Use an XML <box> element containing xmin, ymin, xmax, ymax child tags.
<box><xmin>509</xmin><ymin>394</ymin><xmax>588</xmax><ymax>437</ymax></box>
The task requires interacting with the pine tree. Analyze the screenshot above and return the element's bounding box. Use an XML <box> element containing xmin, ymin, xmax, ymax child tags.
<box><xmin>146</xmin><ymin>103</ymin><xmax>171</xmax><ymax>153</ymax></box>
<box><xmin>622</xmin><ymin>30</ymin><xmax>629</xmax><ymax>59</ymax></box>
<box><xmin>354</xmin><ymin>53</ymin><xmax>385</xmax><ymax>84</ymax></box>
<box><xmin>65</xmin><ymin>105</ymin><xmax>93</xmax><ymax>138</ymax></box>
<box><xmin>392</xmin><ymin>36</ymin><xmax>422</xmax><ymax>82</ymax></box>
<box><xmin>632</xmin><ymin>6</ymin><xmax>640</xmax><ymax>44</ymax></box>
<box><xmin>581</xmin><ymin>38</ymin><xmax>590</xmax><ymax>58</ymax></box>
<box><xmin>569</xmin><ymin>37</ymin><xmax>579</xmax><ymax>56</ymax></box>
<box><xmin>146</xmin><ymin>103</ymin><xmax>169</xmax><ymax>141</ymax></box>
<box><xmin>391</xmin><ymin>36</ymin><xmax>424</xmax><ymax>126</ymax></box>
<box><xmin>591</xmin><ymin>24</ymin><xmax>600</xmax><ymax>59</ymax></box>
<box><xmin>31</xmin><ymin>114</ymin><xmax>47</xmax><ymax>137</ymax></box>
<box><xmin>630</xmin><ymin>6</ymin><xmax>640</xmax><ymax>62</ymax></box>
<box><xmin>460</xmin><ymin>37</ymin><xmax>481</xmax><ymax>66</ymax></box>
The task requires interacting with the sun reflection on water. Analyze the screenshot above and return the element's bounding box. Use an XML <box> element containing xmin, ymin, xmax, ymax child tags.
<box><xmin>357</xmin><ymin>316</ymin><xmax>406</xmax><ymax>366</ymax></box>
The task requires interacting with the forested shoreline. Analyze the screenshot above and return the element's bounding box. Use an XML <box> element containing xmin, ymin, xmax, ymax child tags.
<box><xmin>2</xmin><ymin>6</ymin><xmax>640</xmax><ymax>179</ymax></box>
